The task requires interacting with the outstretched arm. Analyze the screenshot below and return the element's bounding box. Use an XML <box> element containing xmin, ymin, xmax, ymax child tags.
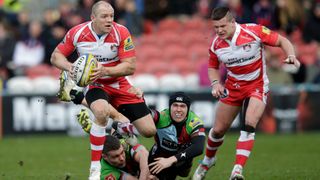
<box><xmin>275</xmin><ymin>35</ymin><xmax>301</xmax><ymax>68</ymax></box>
<box><xmin>133</xmin><ymin>145</ymin><xmax>151</xmax><ymax>180</ymax></box>
<box><xmin>149</xmin><ymin>133</ymin><xmax>206</xmax><ymax>175</ymax></box>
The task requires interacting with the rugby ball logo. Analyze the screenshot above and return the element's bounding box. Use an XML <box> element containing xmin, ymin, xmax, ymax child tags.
<box><xmin>73</xmin><ymin>54</ymin><xmax>98</xmax><ymax>87</ymax></box>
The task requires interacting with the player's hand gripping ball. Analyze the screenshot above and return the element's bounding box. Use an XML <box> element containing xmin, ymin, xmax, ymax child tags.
<box><xmin>72</xmin><ymin>54</ymin><xmax>98</xmax><ymax>87</ymax></box>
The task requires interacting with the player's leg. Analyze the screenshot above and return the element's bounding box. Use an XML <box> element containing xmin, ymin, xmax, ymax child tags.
<box><xmin>85</xmin><ymin>88</ymin><xmax>111</xmax><ymax>180</ymax></box>
<box><xmin>230</xmin><ymin>97</ymin><xmax>266</xmax><ymax>180</ymax></box>
<box><xmin>193</xmin><ymin>101</ymin><xmax>240</xmax><ymax>180</ymax></box>
<box><xmin>118</xmin><ymin>103</ymin><xmax>156</xmax><ymax>137</ymax></box>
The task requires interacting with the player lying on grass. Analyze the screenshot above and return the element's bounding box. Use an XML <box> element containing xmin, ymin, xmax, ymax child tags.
<box><xmin>102</xmin><ymin>133</ymin><xmax>158</xmax><ymax>180</ymax></box>
<box><xmin>78</xmin><ymin>92</ymin><xmax>206</xmax><ymax>180</ymax></box>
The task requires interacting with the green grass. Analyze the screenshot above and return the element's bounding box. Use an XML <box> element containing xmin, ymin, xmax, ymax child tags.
<box><xmin>0</xmin><ymin>133</ymin><xmax>320</xmax><ymax>180</ymax></box>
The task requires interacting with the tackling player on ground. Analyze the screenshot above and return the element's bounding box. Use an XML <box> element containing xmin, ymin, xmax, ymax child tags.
<box><xmin>77</xmin><ymin>92</ymin><xmax>206</xmax><ymax>180</ymax></box>
<box><xmin>101</xmin><ymin>134</ymin><xmax>157</xmax><ymax>180</ymax></box>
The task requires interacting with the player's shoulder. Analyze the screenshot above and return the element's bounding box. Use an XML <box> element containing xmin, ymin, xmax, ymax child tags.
<box><xmin>241</xmin><ymin>23</ymin><xmax>260</xmax><ymax>29</ymax></box>
<box><xmin>67</xmin><ymin>21</ymin><xmax>90</xmax><ymax>36</ymax></box>
<box><xmin>186</xmin><ymin>111</ymin><xmax>204</xmax><ymax>129</ymax></box>
<box><xmin>210</xmin><ymin>36</ymin><xmax>228</xmax><ymax>52</ymax></box>
<box><xmin>113</xmin><ymin>22</ymin><xmax>130</xmax><ymax>33</ymax></box>
<box><xmin>240</xmin><ymin>23</ymin><xmax>265</xmax><ymax>34</ymax></box>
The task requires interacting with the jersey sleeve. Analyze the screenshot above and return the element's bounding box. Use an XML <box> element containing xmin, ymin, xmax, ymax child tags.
<box><xmin>208</xmin><ymin>49</ymin><xmax>220</xmax><ymax>69</ymax></box>
<box><xmin>188</xmin><ymin>116</ymin><xmax>205</xmax><ymax>136</ymax></box>
<box><xmin>150</xmin><ymin>109</ymin><xmax>160</xmax><ymax>125</ymax></box>
<box><xmin>130</xmin><ymin>144</ymin><xmax>144</xmax><ymax>159</ymax></box>
<box><xmin>117</xmin><ymin>25</ymin><xmax>136</xmax><ymax>60</ymax></box>
<box><xmin>246</xmin><ymin>24</ymin><xmax>279</xmax><ymax>46</ymax></box>
<box><xmin>57</xmin><ymin>27</ymin><xmax>77</xmax><ymax>57</ymax></box>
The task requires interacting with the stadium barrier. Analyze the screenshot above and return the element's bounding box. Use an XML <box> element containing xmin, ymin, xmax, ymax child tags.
<box><xmin>1</xmin><ymin>88</ymin><xmax>320</xmax><ymax>137</ymax></box>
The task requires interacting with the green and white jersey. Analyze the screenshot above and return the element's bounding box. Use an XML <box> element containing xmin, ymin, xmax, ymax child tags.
<box><xmin>153</xmin><ymin>109</ymin><xmax>205</xmax><ymax>152</ymax></box>
<box><xmin>100</xmin><ymin>139</ymin><xmax>142</xmax><ymax>180</ymax></box>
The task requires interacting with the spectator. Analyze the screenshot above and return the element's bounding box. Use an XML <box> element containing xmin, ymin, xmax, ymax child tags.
<box><xmin>228</xmin><ymin>0</ymin><xmax>252</xmax><ymax>24</ymax></box>
<box><xmin>252</xmin><ymin>0</ymin><xmax>275</xmax><ymax>28</ymax></box>
<box><xmin>303</xmin><ymin>1</ymin><xmax>320</xmax><ymax>43</ymax></box>
<box><xmin>273</xmin><ymin>0</ymin><xmax>304</xmax><ymax>34</ymax></box>
<box><xmin>0</xmin><ymin>20</ymin><xmax>16</xmax><ymax>80</ymax></box>
<box><xmin>12</xmin><ymin>20</ymin><xmax>44</xmax><ymax>75</ymax></box>
<box><xmin>77</xmin><ymin>0</ymin><xmax>95</xmax><ymax>21</ymax></box>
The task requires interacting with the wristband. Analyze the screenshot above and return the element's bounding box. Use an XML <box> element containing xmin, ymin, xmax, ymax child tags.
<box><xmin>210</xmin><ymin>80</ymin><xmax>219</xmax><ymax>86</ymax></box>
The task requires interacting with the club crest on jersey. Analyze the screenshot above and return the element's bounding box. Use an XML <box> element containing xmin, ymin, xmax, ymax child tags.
<box><xmin>105</xmin><ymin>174</ymin><xmax>116</xmax><ymax>180</ymax></box>
<box><xmin>124</xmin><ymin>36</ymin><xmax>134</xmax><ymax>51</ymax></box>
<box><xmin>243</xmin><ymin>44</ymin><xmax>251</xmax><ymax>52</ymax></box>
<box><xmin>110</xmin><ymin>44</ymin><xmax>117</xmax><ymax>52</ymax></box>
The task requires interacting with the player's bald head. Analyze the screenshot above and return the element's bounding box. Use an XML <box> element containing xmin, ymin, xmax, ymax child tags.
<box><xmin>91</xmin><ymin>1</ymin><xmax>114</xmax><ymax>16</ymax></box>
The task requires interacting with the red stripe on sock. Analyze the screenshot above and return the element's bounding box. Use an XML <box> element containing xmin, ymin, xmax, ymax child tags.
<box><xmin>208</xmin><ymin>140</ymin><xmax>223</xmax><ymax>147</ymax></box>
<box><xmin>90</xmin><ymin>134</ymin><xmax>106</xmax><ymax>146</ymax></box>
<box><xmin>235</xmin><ymin>139</ymin><xmax>255</xmax><ymax>166</ymax></box>
<box><xmin>236</xmin><ymin>140</ymin><xmax>254</xmax><ymax>151</ymax></box>
<box><xmin>235</xmin><ymin>155</ymin><xmax>248</xmax><ymax>166</ymax></box>
<box><xmin>91</xmin><ymin>150</ymin><xmax>102</xmax><ymax>161</ymax></box>
<box><xmin>206</xmin><ymin>138</ymin><xmax>224</xmax><ymax>158</ymax></box>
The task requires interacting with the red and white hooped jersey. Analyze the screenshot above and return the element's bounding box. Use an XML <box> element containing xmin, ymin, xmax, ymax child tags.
<box><xmin>57</xmin><ymin>21</ymin><xmax>135</xmax><ymax>86</ymax></box>
<box><xmin>208</xmin><ymin>23</ymin><xmax>279</xmax><ymax>87</ymax></box>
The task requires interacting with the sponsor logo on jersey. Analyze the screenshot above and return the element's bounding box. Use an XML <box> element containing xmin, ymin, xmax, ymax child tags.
<box><xmin>226</xmin><ymin>55</ymin><xmax>255</xmax><ymax>65</ymax></box>
<box><xmin>262</xmin><ymin>26</ymin><xmax>270</xmax><ymax>35</ymax></box>
<box><xmin>124</xmin><ymin>36</ymin><xmax>134</xmax><ymax>51</ymax></box>
<box><xmin>94</xmin><ymin>55</ymin><xmax>118</xmax><ymax>62</ymax></box>
<box><xmin>189</xmin><ymin>118</ymin><xmax>201</xmax><ymax>128</ymax></box>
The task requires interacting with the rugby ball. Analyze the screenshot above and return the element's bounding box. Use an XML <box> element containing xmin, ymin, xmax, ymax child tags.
<box><xmin>72</xmin><ymin>54</ymin><xmax>98</xmax><ymax>87</ymax></box>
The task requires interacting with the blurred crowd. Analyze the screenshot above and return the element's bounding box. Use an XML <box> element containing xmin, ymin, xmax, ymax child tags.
<box><xmin>0</xmin><ymin>0</ymin><xmax>319</xmax><ymax>92</ymax></box>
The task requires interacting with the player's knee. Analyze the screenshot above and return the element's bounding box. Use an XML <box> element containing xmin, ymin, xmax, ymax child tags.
<box><xmin>212</xmin><ymin>129</ymin><xmax>225</xmax><ymax>139</ymax></box>
<box><xmin>91</xmin><ymin>105</ymin><xmax>109</xmax><ymax>122</ymax></box>
<box><xmin>140</xmin><ymin>126</ymin><xmax>156</xmax><ymax>137</ymax></box>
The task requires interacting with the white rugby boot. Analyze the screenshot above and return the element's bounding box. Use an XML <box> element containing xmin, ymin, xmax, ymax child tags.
<box><xmin>229</xmin><ymin>164</ymin><xmax>245</xmax><ymax>180</ymax></box>
<box><xmin>192</xmin><ymin>159</ymin><xmax>216</xmax><ymax>180</ymax></box>
<box><xmin>57</xmin><ymin>70</ymin><xmax>75</xmax><ymax>102</ymax></box>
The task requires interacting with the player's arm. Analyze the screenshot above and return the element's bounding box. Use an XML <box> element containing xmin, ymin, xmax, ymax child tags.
<box><xmin>103</xmin><ymin>57</ymin><xmax>136</xmax><ymax>77</ymax></box>
<box><xmin>174</xmin><ymin>126</ymin><xmax>206</xmax><ymax>162</ymax></box>
<box><xmin>149</xmin><ymin>125</ymin><xmax>205</xmax><ymax>175</ymax></box>
<box><xmin>132</xmin><ymin>144</ymin><xmax>150</xmax><ymax>180</ymax></box>
<box><xmin>274</xmin><ymin>35</ymin><xmax>300</xmax><ymax>68</ymax></box>
<box><xmin>120</xmin><ymin>173</ymin><xmax>139</xmax><ymax>180</ymax></box>
<box><xmin>50</xmin><ymin>28</ymin><xmax>76</xmax><ymax>72</ymax></box>
<box><xmin>208</xmin><ymin>67</ymin><xmax>220</xmax><ymax>84</ymax></box>
<box><xmin>50</xmin><ymin>48</ymin><xmax>73</xmax><ymax>72</ymax></box>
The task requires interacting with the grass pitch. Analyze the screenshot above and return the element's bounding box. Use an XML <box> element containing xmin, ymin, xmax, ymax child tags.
<box><xmin>0</xmin><ymin>132</ymin><xmax>319</xmax><ymax>180</ymax></box>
